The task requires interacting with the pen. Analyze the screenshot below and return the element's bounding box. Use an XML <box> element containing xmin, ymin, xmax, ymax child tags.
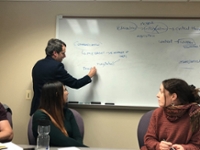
<box><xmin>162</xmin><ymin>139</ymin><xmax>176</xmax><ymax>150</ymax></box>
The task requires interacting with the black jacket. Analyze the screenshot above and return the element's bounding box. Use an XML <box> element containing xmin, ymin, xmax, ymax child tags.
<box><xmin>30</xmin><ymin>56</ymin><xmax>91</xmax><ymax>115</ymax></box>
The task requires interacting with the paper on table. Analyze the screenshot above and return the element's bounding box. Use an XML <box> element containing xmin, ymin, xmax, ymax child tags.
<box><xmin>1</xmin><ymin>142</ymin><xmax>23</xmax><ymax>150</ymax></box>
<box><xmin>57</xmin><ymin>147</ymin><xmax>80</xmax><ymax>150</ymax></box>
<box><xmin>0</xmin><ymin>143</ymin><xmax>7</xmax><ymax>150</ymax></box>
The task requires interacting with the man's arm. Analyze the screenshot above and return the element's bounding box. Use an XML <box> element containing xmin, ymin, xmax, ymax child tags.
<box><xmin>56</xmin><ymin>63</ymin><xmax>93</xmax><ymax>89</ymax></box>
<box><xmin>0</xmin><ymin>120</ymin><xmax>13</xmax><ymax>142</ymax></box>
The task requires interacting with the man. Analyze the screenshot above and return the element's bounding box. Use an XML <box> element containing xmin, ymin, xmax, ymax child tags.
<box><xmin>0</xmin><ymin>103</ymin><xmax>13</xmax><ymax>142</ymax></box>
<box><xmin>30</xmin><ymin>38</ymin><xmax>97</xmax><ymax>116</ymax></box>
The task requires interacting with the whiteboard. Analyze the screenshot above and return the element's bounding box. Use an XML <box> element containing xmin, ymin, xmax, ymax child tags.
<box><xmin>56</xmin><ymin>16</ymin><xmax>200</xmax><ymax>108</ymax></box>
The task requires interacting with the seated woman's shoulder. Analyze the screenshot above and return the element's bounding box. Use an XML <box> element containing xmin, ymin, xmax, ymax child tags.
<box><xmin>33</xmin><ymin>109</ymin><xmax>49</xmax><ymax>119</ymax></box>
<box><xmin>33</xmin><ymin>109</ymin><xmax>43</xmax><ymax>115</ymax></box>
<box><xmin>152</xmin><ymin>107</ymin><xmax>165</xmax><ymax>116</ymax></box>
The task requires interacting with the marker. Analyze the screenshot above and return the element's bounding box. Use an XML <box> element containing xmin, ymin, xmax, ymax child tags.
<box><xmin>68</xmin><ymin>101</ymin><xmax>79</xmax><ymax>104</ymax></box>
<box><xmin>105</xmin><ymin>103</ymin><xmax>115</xmax><ymax>105</ymax></box>
<box><xmin>163</xmin><ymin>139</ymin><xmax>175</xmax><ymax>150</ymax></box>
<box><xmin>91</xmin><ymin>102</ymin><xmax>101</xmax><ymax>104</ymax></box>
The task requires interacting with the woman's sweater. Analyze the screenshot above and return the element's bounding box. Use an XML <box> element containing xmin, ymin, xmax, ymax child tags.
<box><xmin>141</xmin><ymin>107</ymin><xmax>200</xmax><ymax>150</ymax></box>
<box><xmin>32</xmin><ymin>108</ymin><xmax>87</xmax><ymax>147</ymax></box>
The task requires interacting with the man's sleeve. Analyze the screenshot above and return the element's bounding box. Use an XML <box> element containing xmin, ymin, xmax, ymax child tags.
<box><xmin>55</xmin><ymin>63</ymin><xmax>91</xmax><ymax>89</ymax></box>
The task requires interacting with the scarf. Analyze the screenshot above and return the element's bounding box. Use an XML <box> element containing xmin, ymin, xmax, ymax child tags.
<box><xmin>164</xmin><ymin>103</ymin><xmax>200</xmax><ymax>133</ymax></box>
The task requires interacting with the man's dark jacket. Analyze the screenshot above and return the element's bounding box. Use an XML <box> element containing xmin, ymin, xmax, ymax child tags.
<box><xmin>30</xmin><ymin>56</ymin><xmax>91</xmax><ymax>115</ymax></box>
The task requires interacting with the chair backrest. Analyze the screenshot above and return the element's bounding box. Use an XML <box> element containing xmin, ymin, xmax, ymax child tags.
<box><xmin>28</xmin><ymin>108</ymin><xmax>84</xmax><ymax>145</ymax></box>
<box><xmin>137</xmin><ymin>109</ymin><xmax>154</xmax><ymax>148</ymax></box>
<box><xmin>2</xmin><ymin>104</ymin><xmax>13</xmax><ymax>128</ymax></box>
<box><xmin>28</xmin><ymin>115</ymin><xmax>36</xmax><ymax>145</ymax></box>
<box><xmin>69</xmin><ymin>108</ymin><xmax>84</xmax><ymax>138</ymax></box>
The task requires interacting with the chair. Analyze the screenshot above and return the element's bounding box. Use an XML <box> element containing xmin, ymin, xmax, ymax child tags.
<box><xmin>69</xmin><ymin>108</ymin><xmax>84</xmax><ymax>138</ymax></box>
<box><xmin>137</xmin><ymin>109</ymin><xmax>154</xmax><ymax>148</ymax></box>
<box><xmin>28</xmin><ymin>108</ymin><xmax>84</xmax><ymax>145</ymax></box>
<box><xmin>28</xmin><ymin>115</ymin><xmax>35</xmax><ymax>145</ymax></box>
<box><xmin>2</xmin><ymin>104</ymin><xmax>13</xmax><ymax>128</ymax></box>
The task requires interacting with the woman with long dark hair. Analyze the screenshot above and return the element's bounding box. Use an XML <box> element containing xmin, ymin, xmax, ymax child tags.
<box><xmin>32</xmin><ymin>81</ymin><xmax>87</xmax><ymax>147</ymax></box>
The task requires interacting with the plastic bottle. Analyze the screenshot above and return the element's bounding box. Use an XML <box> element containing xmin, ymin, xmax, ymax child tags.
<box><xmin>36</xmin><ymin>119</ymin><xmax>50</xmax><ymax>150</ymax></box>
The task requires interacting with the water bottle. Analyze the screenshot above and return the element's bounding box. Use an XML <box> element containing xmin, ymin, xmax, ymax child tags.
<box><xmin>36</xmin><ymin>119</ymin><xmax>50</xmax><ymax>150</ymax></box>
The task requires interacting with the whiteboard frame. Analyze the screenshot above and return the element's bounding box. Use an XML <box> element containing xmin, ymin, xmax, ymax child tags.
<box><xmin>56</xmin><ymin>15</ymin><xmax>200</xmax><ymax>110</ymax></box>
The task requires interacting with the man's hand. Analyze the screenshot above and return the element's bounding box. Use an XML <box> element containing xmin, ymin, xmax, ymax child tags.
<box><xmin>88</xmin><ymin>67</ymin><xmax>97</xmax><ymax>78</ymax></box>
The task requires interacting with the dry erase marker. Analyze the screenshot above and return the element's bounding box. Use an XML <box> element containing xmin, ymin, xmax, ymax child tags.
<box><xmin>105</xmin><ymin>103</ymin><xmax>115</xmax><ymax>105</ymax></box>
<box><xmin>68</xmin><ymin>101</ymin><xmax>79</xmax><ymax>104</ymax></box>
<box><xmin>91</xmin><ymin>102</ymin><xmax>101</xmax><ymax>104</ymax></box>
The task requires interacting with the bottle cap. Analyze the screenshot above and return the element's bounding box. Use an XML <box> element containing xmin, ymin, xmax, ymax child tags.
<box><xmin>38</xmin><ymin>119</ymin><xmax>50</xmax><ymax>126</ymax></box>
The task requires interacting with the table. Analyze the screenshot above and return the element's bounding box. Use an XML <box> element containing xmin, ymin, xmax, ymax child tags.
<box><xmin>19</xmin><ymin>144</ymin><xmax>133</xmax><ymax>150</ymax></box>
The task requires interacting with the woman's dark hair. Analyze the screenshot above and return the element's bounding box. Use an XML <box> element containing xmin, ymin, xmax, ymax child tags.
<box><xmin>45</xmin><ymin>38</ymin><xmax>66</xmax><ymax>56</ymax></box>
<box><xmin>39</xmin><ymin>81</ymin><xmax>65</xmax><ymax>127</ymax></box>
<box><xmin>162</xmin><ymin>78</ymin><xmax>200</xmax><ymax>104</ymax></box>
